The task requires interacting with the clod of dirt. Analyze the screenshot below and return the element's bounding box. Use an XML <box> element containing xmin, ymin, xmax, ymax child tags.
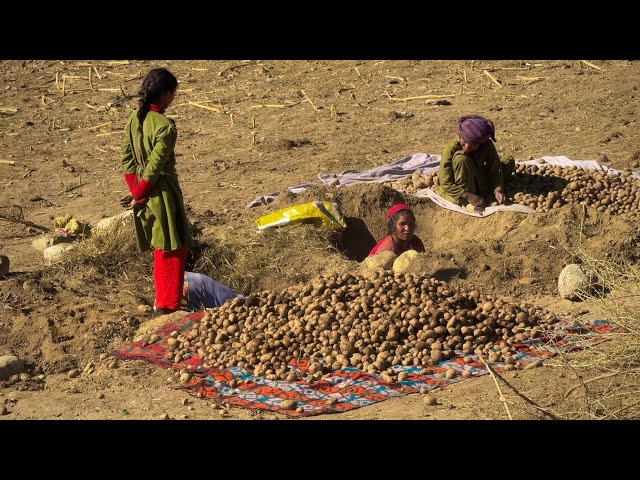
<box><xmin>423</xmin><ymin>395</ymin><xmax>437</xmax><ymax>406</ymax></box>
<box><xmin>425</xmin><ymin>99</ymin><xmax>452</xmax><ymax>106</ymax></box>
<box><xmin>277</xmin><ymin>138</ymin><xmax>312</xmax><ymax>150</ymax></box>
<box><xmin>393</xmin><ymin>250</ymin><xmax>420</xmax><ymax>273</ymax></box>
<box><xmin>281</xmin><ymin>399</ymin><xmax>297</xmax><ymax>410</ymax></box>
<box><xmin>524</xmin><ymin>359</ymin><xmax>544</xmax><ymax>369</ymax></box>
<box><xmin>0</xmin><ymin>255</ymin><xmax>10</xmax><ymax>277</ymax></box>
<box><xmin>138</xmin><ymin>304</ymin><xmax>153</xmax><ymax>314</ymax></box>
<box><xmin>0</xmin><ymin>355</ymin><xmax>24</xmax><ymax>381</ymax></box>
<box><xmin>359</xmin><ymin>251</ymin><xmax>396</xmax><ymax>274</ymax></box>
<box><xmin>388</xmin><ymin>111</ymin><xmax>415</xmax><ymax>122</ymax></box>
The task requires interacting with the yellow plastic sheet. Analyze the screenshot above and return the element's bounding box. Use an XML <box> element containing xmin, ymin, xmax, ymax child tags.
<box><xmin>255</xmin><ymin>201</ymin><xmax>346</xmax><ymax>231</ymax></box>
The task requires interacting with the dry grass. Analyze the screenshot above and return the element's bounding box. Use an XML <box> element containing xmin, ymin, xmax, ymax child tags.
<box><xmin>545</xmin><ymin>249</ymin><xmax>640</xmax><ymax>419</ymax></box>
<box><xmin>53</xmin><ymin>221</ymin><xmax>146</xmax><ymax>276</ymax></box>
<box><xmin>45</xmin><ymin>218</ymin><xmax>357</xmax><ymax>300</ymax></box>
<box><xmin>48</xmin><ymin>221</ymin><xmax>153</xmax><ymax>302</ymax></box>
<box><xmin>572</xmin><ymin>249</ymin><xmax>640</xmax><ymax>367</ymax></box>
<box><xmin>192</xmin><ymin>223</ymin><xmax>357</xmax><ymax>295</ymax></box>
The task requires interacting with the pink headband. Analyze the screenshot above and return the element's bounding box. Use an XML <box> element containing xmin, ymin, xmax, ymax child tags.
<box><xmin>387</xmin><ymin>203</ymin><xmax>411</xmax><ymax>219</ymax></box>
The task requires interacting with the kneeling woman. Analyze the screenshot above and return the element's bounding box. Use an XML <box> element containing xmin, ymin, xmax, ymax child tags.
<box><xmin>368</xmin><ymin>204</ymin><xmax>425</xmax><ymax>257</ymax></box>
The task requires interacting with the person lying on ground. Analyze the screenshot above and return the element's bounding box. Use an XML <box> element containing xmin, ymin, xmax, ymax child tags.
<box><xmin>182</xmin><ymin>271</ymin><xmax>243</xmax><ymax>310</ymax></box>
<box><xmin>368</xmin><ymin>204</ymin><xmax>426</xmax><ymax>257</ymax></box>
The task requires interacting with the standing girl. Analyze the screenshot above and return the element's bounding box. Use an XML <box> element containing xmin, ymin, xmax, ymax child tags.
<box><xmin>121</xmin><ymin>67</ymin><xmax>193</xmax><ymax>314</ymax></box>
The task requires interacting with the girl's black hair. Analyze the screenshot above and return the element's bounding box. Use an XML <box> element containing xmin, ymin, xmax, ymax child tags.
<box><xmin>385</xmin><ymin>209</ymin><xmax>415</xmax><ymax>236</ymax></box>
<box><xmin>136</xmin><ymin>67</ymin><xmax>178</xmax><ymax>129</ymax></box>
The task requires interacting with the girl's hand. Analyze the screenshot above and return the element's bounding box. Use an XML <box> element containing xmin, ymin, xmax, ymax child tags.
<box><xmin>119</xmin><ymin>194</ymin><xmax>136</xmax><ymax>209</ymax></box>
<box><xmin>495</xmin><ymin>191</ymin><xmax>506</xmax><ymax>205</ymax></box>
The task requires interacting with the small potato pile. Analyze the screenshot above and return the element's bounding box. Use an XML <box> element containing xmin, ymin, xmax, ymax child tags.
<box><xmin>390</xmin><ymin>171</ymin><xmax>439</xmax><ymax>194</ymax></box>
<box><xmin>507</xmin><ymin>164</ymin><xmax>640</xmax><ymax>217</ymax></box>
<box><xmin>164</xmin><ymin>271</ymin><xmax>559</xmax><ymax>384</ymax></box>
<box><xmin>389</xmin><ymin>164</ymin><xmax>639</xmax><ymax>217</ymax></box>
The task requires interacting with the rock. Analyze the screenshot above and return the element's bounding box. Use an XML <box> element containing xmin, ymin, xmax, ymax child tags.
<box><xmin>22</xmin><ymin>279</ymin><xmax>38</xmax><ymax>291</ymax></box>
<box><xmin>359</xmin><ymin>251</ymin><xmax>397</xmax><ymax>274</ymax></box>
<box><xmin>137</xmin><ymin>304</ymin><xmax>153</xmax><ymax>314</ymax></box>
<box><xmin>558</xmin><ymin>264</ymin><xmax>596</xmax><ymax>300</ymax></box>
<box><xmin>49</xmin><ymin>234</ymin><xmax>74</xmax><ymax>247</ymax></box>
<box><xmin>0</xmin><ymin>405</ymin><xmax>7</xmax><ymax>416</ymax></box>
<box><xmin>0</xmin><ymin>355</ymin><xmax>24</xmax><ymax>381</ymax></box>
<box><xmin>159</xmin><ymin>413</ymin><xmax>170</xmax><ymax>420</ymax></box>
<box><xmin>32</xmin><ymin>232</ymin><xmax>76</xmax><ymax>252</ymax></box>
<box><xmin>31</xmin><ymin>236</ymin><xmax>51</xmax><ymax>252</ymax></box>
<box><xmin>524</xmin><ymin>359</ymin><xmax>544</xmax><ymax>369</ymax></box>
<box><xmin>393</xmin><ymin>249</ymin><xmax>420</xmax><ymax>273</ymax></box>
<box><xmin>67</xmin><ymin>369</ymin><xmax>80</xmax><ymax>378</ymax></box>
<box><xmin>95</xmin><ymin>210</ymin><xmax>134</xmax><ymax>233</ymax></box>
<box><xmin>0</xmin><ymin>255</ymin><xmax>9</xmax><ymax>277</ymax></box>
<box><xmin>43</xmin><ymin>243</ymin><xmax>75</xmax><ymax>263</ymax></box>
<box><xmin>281</xmin><ymin>399</ymin><xmax>297</xmax><ymax>410</ymax></box>
<box><xmin>96</xmin><ymin>392</ymin><xmax>105</xmax><ymax>399</ymax></box>
<box><xmin>423</xmin><ymin>395</ymin><xmax>437</xmax><ymax>406</ymax></box>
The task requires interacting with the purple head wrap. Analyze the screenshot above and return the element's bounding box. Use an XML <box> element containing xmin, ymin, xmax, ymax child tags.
<box><xmin>457</xmin><ymin>115</ymin><xmax>496</xmax><ymax>144</ymax></box>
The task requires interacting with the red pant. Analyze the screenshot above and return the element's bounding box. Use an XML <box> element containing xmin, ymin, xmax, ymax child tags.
<box><xmin>153</xmin><ymin>247</ymin><xmax>188</xmax><ymax>310</ymax></box>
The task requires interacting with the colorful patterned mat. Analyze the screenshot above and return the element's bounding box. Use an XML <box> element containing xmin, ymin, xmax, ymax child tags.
<box><xmin>114</xmin><ymin>311</ymin><xmax>621</xmax><ymax>417</ymax></box>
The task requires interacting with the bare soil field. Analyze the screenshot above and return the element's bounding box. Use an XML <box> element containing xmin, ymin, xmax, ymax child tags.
<box><xmin>1</xmin><ymin>60</ymin><xmax>639</xmax><ymax>421</ymax></box>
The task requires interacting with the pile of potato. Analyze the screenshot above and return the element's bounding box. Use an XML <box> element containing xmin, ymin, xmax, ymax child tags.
<box><xmin>161</xmin><ymin>271</ymin><xmax>559</xmax><ymax>384</ymax></box>
<box><xmin>508</xmin><ymin>164</ymin><xmax>639</xmax><ymax>216</ymax></box>
<box><xmin>390</xmin><ymin>170</ymin><xmax>439</xmax><ymax>194</ymax></box>
<box><xmin>389</xmin><ymin>164</ymin><xmax>639</xmax><ymax>217</ymax></box>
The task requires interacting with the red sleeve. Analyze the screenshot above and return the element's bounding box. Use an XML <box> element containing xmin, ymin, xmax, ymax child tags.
<box><xmin>368</xmin><ymin>236</ymin><xmax>394</xmax><ymax>256</ymax></box>
<box><xmin>132</xmin><ymin>178</ymin><xmax>156</xmax><ymax>202</ymax></box>
<box><xmin>123</xmin><ymin>173</ymin><xmax>139</xmax><ymax>195</ymax></box>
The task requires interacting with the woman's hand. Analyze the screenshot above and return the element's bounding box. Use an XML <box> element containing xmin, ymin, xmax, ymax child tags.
<box><xmin>462</xmin><ymin>192</ymin><xmax>486</xmax><ymax>207</ymax></box>
<box><xmin>495</xmin><ymin>191</ymin><xmax>506</xmax><ymax>205</ymax></box>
